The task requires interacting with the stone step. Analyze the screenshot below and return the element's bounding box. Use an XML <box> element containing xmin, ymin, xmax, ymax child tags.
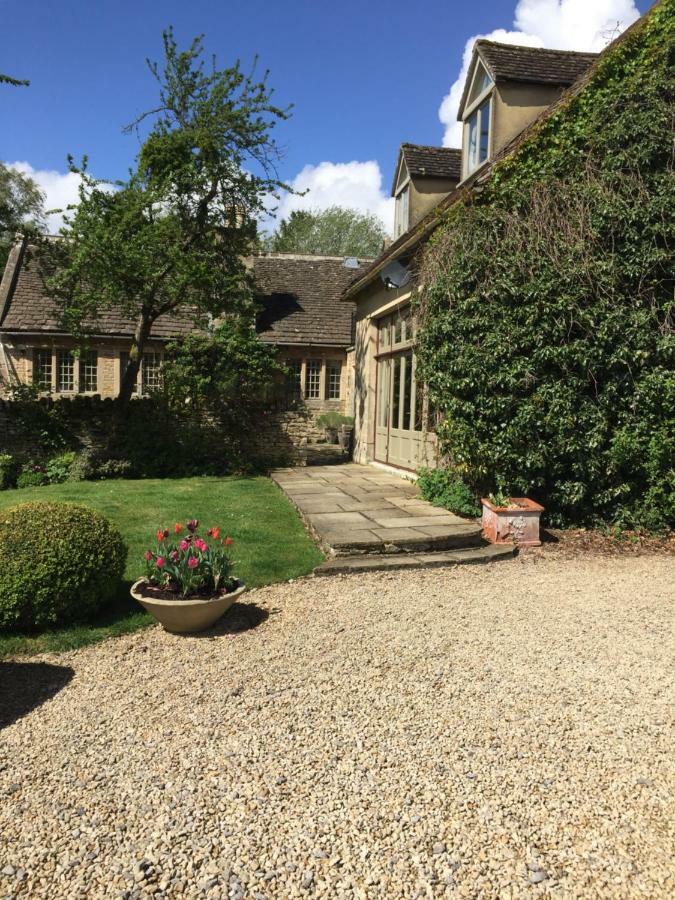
<box><xmin>329</xmin><ymin>522</ymin><xmax>483</xmax><ymax>556</ymax></box>
<box><xmin>314</xmin><ymin>543</ymin><xmax>516</xmax><ymax>576</ymax></box>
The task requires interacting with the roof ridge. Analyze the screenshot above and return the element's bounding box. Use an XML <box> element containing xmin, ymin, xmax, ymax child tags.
<box><xmin>475</xmin><ymin>39</ymin><xmax>599</xmax><ymax>58</ymax></box>
<box><xmin>256</xmin><ymin>252</ymin><xmax>372</xmax><ymax>262</ymax></box>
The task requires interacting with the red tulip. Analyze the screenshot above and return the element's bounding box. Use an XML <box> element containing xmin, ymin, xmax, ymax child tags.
<box><xmin>156</xmin><ymin>557</ymin><xmax>166</xmax><ymax>569</ymax></box>
<box><xmin>225</xmin><ymin>536</ymin><xmax>232</xmax><ymax>547</ymax></box>
<box><xmin>187</xmin><ymin>556</ymin><xmax>199</xmax><ymax>569</ymax></box>
<box><xmin>174</xmin><ymin>523</ymin><xmax>183</xmax><ymax>534</ymax></box>
<box><xmin>144</xmin><ymin>550</ymin><xmax>152</xmax><ymax>561</ymax></box>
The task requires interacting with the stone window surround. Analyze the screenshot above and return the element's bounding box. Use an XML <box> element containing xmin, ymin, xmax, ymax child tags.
<box><xmin>279</xmin><ymin>350</ymin><xmax>345</xmax><ymax>405</ymax></box>
<box><xmin>31</xmin><ymin>346</ymin><xmax>99</xmax><ymax>396</ymax></box>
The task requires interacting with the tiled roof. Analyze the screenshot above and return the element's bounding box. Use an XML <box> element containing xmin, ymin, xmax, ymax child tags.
<box><xmin>477</xmin><ymin>40</ymin><xmax>598</xmax><ymax>88</ymax></box>
<box><xmin>0</xmin><ymin>240</ymin><xmax>197</xmax><ymax>340</ymax></box>
<box><xmin>254</xmin><ymin>254</ymin><xmax>367</xmax><ymax>347</ymax></box>
<box><xmin>393</xmin><ymin>144</ymin><xmax>461</xmax><ymax>194</ymax></box>
<box><xmin>458</xmin><ymin>41</ymin><xmax>598</xmax><ymax>118</ymax></box>
<box><xmin>0</xmin><ymin>244</ymin><xmax>367</xmax><ymax>350</ymax></box>
<box><xmin>0</xmin><ymin>244</ymin><xmax>371</xmax><ymax>347</ymax></box>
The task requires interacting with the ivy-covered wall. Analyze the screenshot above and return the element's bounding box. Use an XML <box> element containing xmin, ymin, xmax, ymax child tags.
<box><xmin>416</xmin><ymin>0</ymin><xmax>674</xmax><ymax>530</ymax></box>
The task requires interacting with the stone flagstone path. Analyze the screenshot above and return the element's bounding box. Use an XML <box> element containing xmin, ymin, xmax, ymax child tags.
<box><xmin>271</xmin><ymin>464</ymin><xmax>485</xmax><ymax>557</ymax></box>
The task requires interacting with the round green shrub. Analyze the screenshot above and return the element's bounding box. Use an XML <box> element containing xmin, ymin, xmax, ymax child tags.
<box><xmin>0</xmin><ymin>502</ymin><xmax>128</xmax><ymax>632</ymax></box>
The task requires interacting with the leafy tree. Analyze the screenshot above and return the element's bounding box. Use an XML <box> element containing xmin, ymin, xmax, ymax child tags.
<box><xmin>43</xmin><ymin>29</ymin><xmax>292</xmax><ymax>406</ymax></box>
<box><xmin>0</xmin><ymin>165</ymin><xmax>44</xmax><ymax>269</ymax></box>
<box><xmin>0</xmin><ymin>73</ymin><xmax>29</xmax><ymax>87</ymax></box>
<box><xmin>264</xmin><ymin>206</ymin><xmax>387</xmax><ymax>257</ymax></box>
<box><xmin>163</xmin><ymin>318</ymin><xmax>287</xmax><ymax>417</ymax></box>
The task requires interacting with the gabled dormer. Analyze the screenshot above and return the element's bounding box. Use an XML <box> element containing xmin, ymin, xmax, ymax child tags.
<box><xmin>391</xmin><ymin>143</ymin><xmax>461</xmax><ymax>238</ymax></box>
<box><xmin>457</xmin><ymin>41</ymin><xmax>599</xmax><ymax>181</ymax></box>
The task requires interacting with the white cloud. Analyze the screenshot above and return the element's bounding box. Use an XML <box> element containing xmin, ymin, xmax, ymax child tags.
<box><xmin>439</xmin><ymin>0</ymin><xmax>640</xmax><ymax>146</ymax></box>
<box><xmin>269</xmin><ymin>160</ymin><xmax>395</xmax><ymax>235</ymax></box>
<box><xmin>6</xmin><ymin>161</ymin><xmax>84</xmax><ymax>232</ymax></box>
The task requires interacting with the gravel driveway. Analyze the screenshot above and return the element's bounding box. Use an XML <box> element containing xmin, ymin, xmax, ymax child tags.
<box><xmin>1</xmin><ymin>554</ymin><xmax>673</xmax><ymax>899</ymax></box>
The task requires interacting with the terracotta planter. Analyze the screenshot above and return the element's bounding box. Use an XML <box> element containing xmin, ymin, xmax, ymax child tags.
<box><xmin>481</xmin><ymin>497</ymin><xmax>544</xmax><ymax>547</ymax></box>
<box><xmin>131</xmin><ymin>578</ymin><xmax>247</xmax><ymax>634</ymax></box>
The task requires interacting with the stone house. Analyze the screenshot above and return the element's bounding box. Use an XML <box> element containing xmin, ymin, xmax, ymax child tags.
<box><xmin>0</xmin><ymin>243</ymin><xmax>368</xmax><ymax>455</ymax></box>
<box><xmin>342</xmin><ymin>41</ymin><xmax>601</xmax><ymax>474</ymax></box>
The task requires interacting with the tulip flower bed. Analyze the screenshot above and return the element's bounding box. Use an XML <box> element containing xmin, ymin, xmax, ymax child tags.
<box><xmin>144</xmin><ymin>519</ymin><xmax>237</xmax><ymax>598</ymax></box>
<box><xmin>0</xmin><ymin>476</ymin><xmax>323</xmax><ymax>657</ymax></box>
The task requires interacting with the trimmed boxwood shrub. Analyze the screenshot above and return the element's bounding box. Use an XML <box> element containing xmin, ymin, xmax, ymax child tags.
<box><xmin>0</xmin><ymin>502</ymin><xmax>127</xmax><ymax>632</ymax></box>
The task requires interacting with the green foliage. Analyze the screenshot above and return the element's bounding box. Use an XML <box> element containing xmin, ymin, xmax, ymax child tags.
<box><xmin>263</xmin><ymin>206</ymin><xmax>387</xmax><ymax>257</ymax></box>
<box><xmin>316</xmin><ymin>412</ymin><xmax>354</xmax><ymax>429</ymax></box>
<box><xmin>93</xmin><ymin>459</ymin><xmax>134</xmax><ymax>480</ymax></box>
<box><xmin>16</xmin><ymin>464</ymin><xmax>49</xmax><ymax>489</ymax></box>
<box><xmin>0</xmin><ymin>454</ymin><xmax>18</xmax><ymax>490</ymax></box>
<box><xmin>417</xmin><ymin>1</ymin><xmax>675</xmax><ymax>531</ymax></box>
<box><xmin>0</xmin><ymin>165</ymin><xmax>44</xmax><ymax>269</ymax></box>
<box><xmin>41</xmin><ymin>27</ymin><xmax>292</xmax><ymax>405</ymax></box>
<box><xmin>417</xmin><ymin>468</ymin><xmax>481</xmax><ymax>518</ymax></box>
<box><xmin>0</xmin><ymin>502</ymin><xmax>127</xmax><ymax>632</ymax></box>
<box><xmin>45</xmin><ymin>451</ymin><xmax>78</xmax><ymax>484</ymax></box>
<box><xmin>487</xmin><ymin>491</ymin><xmax>514</xmax><ymax>509</ymax></box>
<box><xmin>162</xmin><ymin>317</ymin><xmax>288</xmax><ymax>467</ymax></box>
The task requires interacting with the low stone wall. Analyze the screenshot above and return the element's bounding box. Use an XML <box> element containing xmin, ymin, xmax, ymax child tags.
<box><xmin>0</xmin><ymin>395</ymin><xmax>341</xmax><ymax>471</ymax></box>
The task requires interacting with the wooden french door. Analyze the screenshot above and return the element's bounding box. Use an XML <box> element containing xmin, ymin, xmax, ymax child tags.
<box><xmin>374</xmin><ymin>308</ymin><xmax>436</xmax><ymax>470</ymax></box>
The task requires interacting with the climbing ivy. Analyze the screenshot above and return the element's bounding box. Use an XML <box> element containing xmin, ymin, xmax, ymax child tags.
<box><xmin>416</xmin><ymin>0</ymin><xmax>675</xmax><ymax>530</ymax></box>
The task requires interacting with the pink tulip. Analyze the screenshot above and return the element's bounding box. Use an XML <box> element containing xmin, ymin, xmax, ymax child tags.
<box><xmin>169</xmin><ymin>550</ymin><xmax>179</xmax><ymax>562</ymax></box>
<box><xmin>156</xmin><ymin>557</ymin><xmax>166</xmax><ymax>569</ymax></box>
<box><xmin>187</xmin><ymin>556</ymin><xmax>199</xmax><ymax>569</ymax></box>
<box><xmin>180</xmin><ymin>539</ymin><xmax>189</xmax><ymax>552</ymax></box>
<box><xmin>195</xmin><ymin>538</ymin><xmax>207</xmax><ymax>552</ymax></box>
<box><xmin>144</xmin><ymin>550</ymin><xmax>152</xmax><ymax>561</ymax></box>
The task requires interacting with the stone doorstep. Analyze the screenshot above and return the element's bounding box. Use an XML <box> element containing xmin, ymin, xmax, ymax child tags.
<box><xmin>326</xmin><ymin>526</ymin><xmax>483</xmax><ymax>556</ymax></box>
<box><xmin>314</xmin><ymin>543</ymin><xmax>517</xmax><ymax>575</ymax></box>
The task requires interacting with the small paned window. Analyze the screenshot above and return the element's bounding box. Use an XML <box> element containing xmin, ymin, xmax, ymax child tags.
<box><xmin>305</xmin><ymin>359</ymin><xmax>321</xmax><ymax>400</ymax></box>
<box><xmin>142</xmin><ymin>352</ymin><xmax>162</xmax><ymax>394</ymax></box>
<box><xmin>394</xmin><ymin>185</ymin><xmax>410</xmax><ymax>238</ymax></box>
<box><xmin>56</xmin><ymin>350</ymin><xmax>75</xmax><ymax>392</ymax></box>
<box><xmin>287</xmin><ymin>359</ymin><xmax>302</xmax><ymax>398</ymax></box>
<box><xmin>327</xmin><ymin>361</ymin><xmax>342</xmax><ymax>400</ymax></box>
<box><xmin>80</xmin><ymin>350</ymin><xmax>98</xmax><ymax>393</ymax></box>
<box><xmin>466</xmin><ymin>97</ymin><xmax>491</xmax><ymax>174</ymax></box>
<box><xmin>34</xmin><ymin>349</ymin><xmax>52</xmax><ymax>391</ymax></box>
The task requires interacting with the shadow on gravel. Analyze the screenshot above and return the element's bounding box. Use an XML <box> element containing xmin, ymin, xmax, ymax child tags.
<box><xmin>193</xmin><ymin>601</ymin><xmax>270</xmax><ymax>638</ymax></box>
<box><xmin>0</xmin><ymin>661</ymin><xmax>74</xmax><ymax>730</ymax></box>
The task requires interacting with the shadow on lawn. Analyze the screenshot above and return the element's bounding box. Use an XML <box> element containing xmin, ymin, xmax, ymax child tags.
<box><xmin>0</xmin><ymin>660</ymin><xmax>74</xmax><ymax>729</ymax></box>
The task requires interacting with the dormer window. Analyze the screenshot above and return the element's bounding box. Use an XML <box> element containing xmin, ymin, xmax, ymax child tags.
<box><xmin>462</xmin><ymin>61</ymin><xmax>494</xmax><ymax>178</ymax></box>
<box><xmin>466</xmin><ymin>97</ymin><xmax>491</xmax><ymax>173</ymax></box>
<box><xmin>394</xmin><ymin>184</ymin><xmax>409</xmax><ymax>238</ymax></box>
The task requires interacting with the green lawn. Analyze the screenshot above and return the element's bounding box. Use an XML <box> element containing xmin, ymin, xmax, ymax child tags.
<box><xmin>0</xmin><ymin>476</ymin><xmax>323</xmax><ymax>658</ymax></box>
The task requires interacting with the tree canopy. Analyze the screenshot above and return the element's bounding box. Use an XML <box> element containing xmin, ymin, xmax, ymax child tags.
<box><xmin>264</xmin><ymin>206</ymin><xmax>387</xmax><ymax>257</ymax></box>
<box><xmin>43</xmin><ymin>28</ymin><xmax>292</xmax><ymax>405</ymax></box>
<box><xmin>0</xmin><ymin>165</ymin><xmax>44</xmax><ymax>269</ymax></box>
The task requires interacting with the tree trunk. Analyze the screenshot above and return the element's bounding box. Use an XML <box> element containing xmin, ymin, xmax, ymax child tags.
<box><xmin>118</xmin><ymin>310</ymin><xmax>154</xmax><ymax>409</ymax></box>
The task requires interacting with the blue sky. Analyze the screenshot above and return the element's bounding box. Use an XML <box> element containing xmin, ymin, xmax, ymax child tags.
<box><xmin>2</xmin><ymin>0</ymin><xmax>648</xmax><ymax>232</ymax></box>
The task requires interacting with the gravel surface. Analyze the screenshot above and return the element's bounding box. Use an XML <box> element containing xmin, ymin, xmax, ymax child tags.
<box><xmin>1</xmin><ymin>554</ymin><xmax>673</xmax><ymax>899</ymax></box>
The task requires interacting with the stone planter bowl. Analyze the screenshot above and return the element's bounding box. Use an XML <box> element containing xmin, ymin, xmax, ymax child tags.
<box><xmin>481</xmin><ymin>497</ymin><xmax>544</xmax><ymax>547</ymax></box>
<box><xmin>131</xmin><ymin>578</ymin><xmax>247</xmax><ymax>633</ymax></box>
